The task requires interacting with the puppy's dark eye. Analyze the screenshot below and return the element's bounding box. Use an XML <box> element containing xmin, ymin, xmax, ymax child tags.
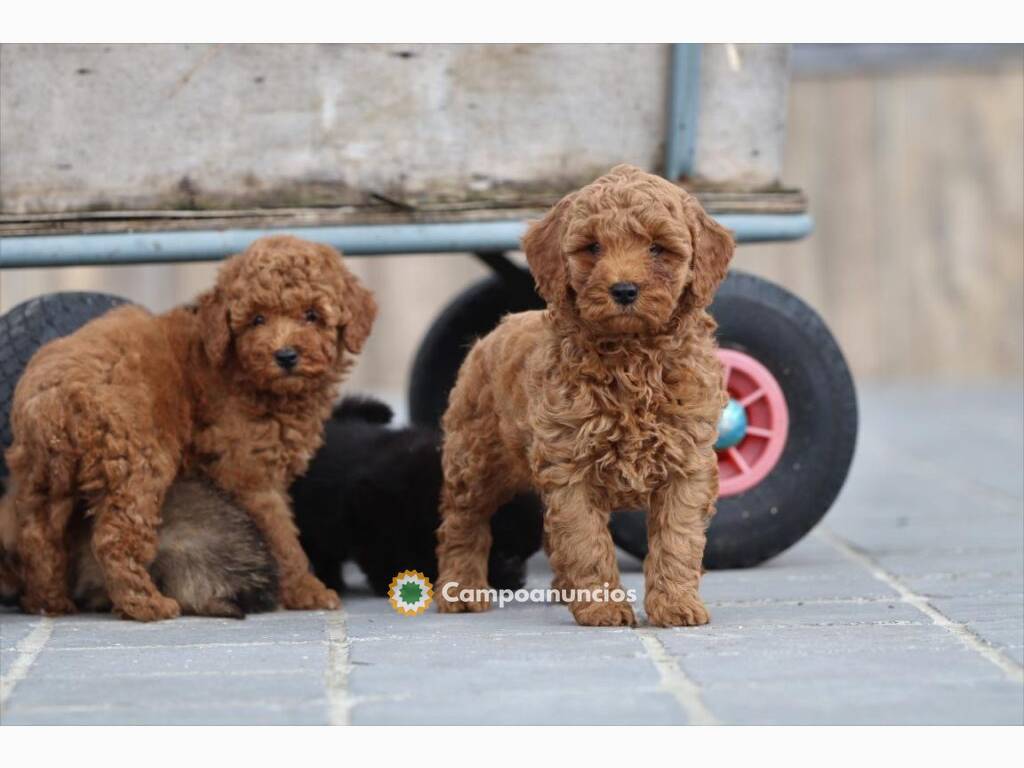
<box><xmin>649</xmin><ymin>243</ymin><xmax>664</xmax><ymax>257</ymax></box>
<box><xmin>304</xmin><ymin>308</ymin><xmax>319</xmax><ymax>324</ymax></box>
<box><xmin>251</xmin><ymin>314</ymin><xmax>266</xmax><ymax>327</ymax></box>
<box><xmin>586</xmin><ymin>243</ymin><xmax>602</xmax><ymax>256</ymax></box>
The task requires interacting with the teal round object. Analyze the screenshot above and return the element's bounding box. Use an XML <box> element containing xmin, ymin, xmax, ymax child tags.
<box><xmin>715</xmin><ymin>398</ymin><xmax>748</xmax><ymax>450</ymax></box>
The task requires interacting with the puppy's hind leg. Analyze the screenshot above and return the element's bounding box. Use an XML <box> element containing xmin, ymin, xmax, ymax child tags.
<box><xmin>436</xmin><ymin>430</ymin><xmax>509</xmax><ymax>614</ymax></box>
<box><xmin>90</xmin><ymin>443</ymin><xmax>181</xmax><ymax>622</ymax></box>
<box><xmin>12</xmin><ymin>450</ymin><xmax>77</xmax><ymax>616</ymax></box>
<box><xmin>7</xmin><ymin>437</ymin><xmax>75</xmax><ymax>614</ymax></box>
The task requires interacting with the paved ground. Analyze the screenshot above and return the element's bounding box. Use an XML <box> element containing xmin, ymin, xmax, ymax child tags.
<box><xmin>1</xmin><ymin>385</ymin><xmax>1021</xmax><ymax>725</ymax></box>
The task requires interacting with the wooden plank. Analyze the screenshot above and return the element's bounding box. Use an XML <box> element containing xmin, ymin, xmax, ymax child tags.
<box><xmin>0</xmin><ymin>190</ymin><xmax>809</xmax><ymax>237</ymax></box>
<box><xmin>0</xmin><ymin>44</ymin><xmax>795</xmax><ymax>216</ymax></box>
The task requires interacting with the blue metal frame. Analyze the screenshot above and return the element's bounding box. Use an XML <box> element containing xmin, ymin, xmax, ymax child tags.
<box><xmin>0</xmin><ymin>43</ymin><xmax>812</xmax><ymax>269</ymax></box>
<box><xmin>0</xmin><ymin>214</ymin><xmax>813</xmax><ymax>268</ymax></box>
<box><xmin>664</xmin><ymin>43</ymin><xmax>702</xmax><ymax>181</ymax></box>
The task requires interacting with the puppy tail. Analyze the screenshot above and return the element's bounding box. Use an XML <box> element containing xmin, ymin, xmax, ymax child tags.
<box><xmin>331</xmin><ymin>395</ymin><xmax>394</xmax><ymax>425</ymax></box>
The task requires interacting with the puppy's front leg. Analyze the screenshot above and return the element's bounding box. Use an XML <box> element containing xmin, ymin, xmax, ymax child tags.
<box><xmin>644</xmin><ymin>471</ymin><xmax>714</xmax><ymax>627</ymax></box>
<box><xmin>435</xmin><ymin>479</ymin><xmax>497</xmax><ymax>614</ymax></box>
<box><xmin>545</xmin><ymin>484</ymin><xmax>636</xmax><ymax>627</ymax></box>
<box><xmin>238</xmin><ymin>488</ymin><xmax>340</xmax><ymax>610</ymax></box>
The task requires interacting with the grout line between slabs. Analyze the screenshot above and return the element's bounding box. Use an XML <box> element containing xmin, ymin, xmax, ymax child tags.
<box><xmin>325</xmin><ymin>608</ymin><xmax>352</xmax><ymax>725</ymax></box>
<box><xmin>817</xmin><ymin>527</ymin><xmax>1024</xmax><ymax>684</ymax></box>
<box><xmin>635</xmin><ymin>629</ymin><xmax>719</xmax><ymax>725</ymax></box>
<box><xmin>39</xmin><ymin>639</ymin><xmax>325</xmax><ymax>652</ymax></box>
<box><xmin>0</xmin><ymin>616</ymin><xmax>54</xmax><ymax>714</ymax></box>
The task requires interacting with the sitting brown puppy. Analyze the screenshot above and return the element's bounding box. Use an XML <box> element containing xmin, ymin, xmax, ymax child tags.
<box><xmin>2</xmin><ymin>235</ymin><xmax>376</xmax><ymax>621</ymax></box>
<box><xmin>436</xmin><ymin>165</ymin><xmax>733</xmax><ymax>627</ymax></box>
<box><xmin>1</xmin><ymin>477</ymin><xmax>276</xmax><ymax>618</ymax></box>
<box><xmin>70</xmin><ymin>479</ymin><xmax>278</xmax><ymax>618</ymax></box>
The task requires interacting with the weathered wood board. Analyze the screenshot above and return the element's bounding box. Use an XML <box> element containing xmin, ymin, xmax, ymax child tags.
<box><xmin>0</xmin><ymin>44</ymin><xmax>790</xmax><ymax>218</ymax></box>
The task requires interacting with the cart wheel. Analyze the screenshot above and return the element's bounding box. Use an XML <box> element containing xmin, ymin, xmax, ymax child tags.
<box><xmin>0</xmin><ymin>292</ymin><xmax>130</xmax><ymax>476</ymax></box>
<box><xmin>409</xmin><ymin>270</ymin><xmax>542</xmax><ymax>427</ymax></box>
<box><xmin>608</xmin><ymin>271</ymin><xmax>859</xmax><ymax>568</ymax></box>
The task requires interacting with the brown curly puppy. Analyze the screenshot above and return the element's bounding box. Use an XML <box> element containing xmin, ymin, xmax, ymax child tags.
<box><xmin>3</xmin><ymin>235</ymin><xmax>376</xmax><ymax>621</ymax></box>
<box><xmin>436</xmin><ymin>165</ymin><xmax>733</xmax><ymax>627</ymax></box>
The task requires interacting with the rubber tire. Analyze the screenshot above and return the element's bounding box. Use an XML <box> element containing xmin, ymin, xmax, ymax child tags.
<box><xmin>409</xmin><ymin>271</ymin><xmax>543</xmax><ymax>427</ymax></box>
<box><xmin>0</xmin><ymin>292</ymin><xmax>130</xmax><ymax>476</ymax></box>
<box><xmin>609</xmin><ymin>270</ymin><xmax>859</xmax><ymax>568</ymax></box>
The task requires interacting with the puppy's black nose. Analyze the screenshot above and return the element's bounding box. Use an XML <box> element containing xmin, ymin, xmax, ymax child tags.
<box><xmin>610</xmin><ymin>282</ymin><xmax>639</xmax><ymax>306</ymax></box>
<box><xmin>274</xmin><ymin>347</ymin><xmax>299</xmax><ymax>371</ymax></box>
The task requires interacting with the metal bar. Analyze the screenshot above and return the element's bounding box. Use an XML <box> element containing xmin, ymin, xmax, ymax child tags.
<box><xmin>0</xmin><ymin>214</ymin><xmax>813</xmax><ymax>269</ymax></box>
<box><xmin>721</xmin><ymin>213</ymin><xmax>814</xmax><ymax>242</ymax></box>
<box><xmin>664</xmin><ymin>43</ymin><xmax>702</xmax><ymax>180</ymax></box>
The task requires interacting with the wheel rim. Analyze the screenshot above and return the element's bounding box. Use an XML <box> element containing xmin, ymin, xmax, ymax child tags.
<box><xmin>715</xmin><ymin>348</ymin><xmax>789</xmax><ymax>497</ymax></box>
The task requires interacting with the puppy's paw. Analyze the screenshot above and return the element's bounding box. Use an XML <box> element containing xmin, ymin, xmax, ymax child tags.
<box><xmin>437</xmin><ymin>596</ymin><xmax>491</xmax><ymax>614</ymax></box>
<box><xmin>436</xmin><ymin>581</ymin><xmax>490</xmax><ymax>613</ymax></box>
<box><xmin>21</xmin><ymin>593</ymin><xmax>77</xmax><ymax>617</ymax></box>
<box><xmin>281</xmin><ymin>573</ymin><xmax>341</xmax><ymax>611</ymax></box>
<box><xmin>117</xmin><ymin>593</ymin><xmax>182</xmax><ymax>622</ymax></box>
<box><xmin>571</xmin><ymin>599</ymin><xmax>637</xmax><ymax>627</ymax></box>
<box><xmin>645</xmin><ymin>590</ymin><xmax>709</xmax><ymax>627</ymax></box>
<box><xmin>548</xmin><ymin>577</ymin><xmax>570</xmax><ymax>602</ymax></box>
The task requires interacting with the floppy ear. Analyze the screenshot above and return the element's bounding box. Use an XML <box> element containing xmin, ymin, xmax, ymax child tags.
<box><xmin>682</xmin><ymin>195</ymin><xmax>735</xmax><ymax>310</ymax></box>
<box><xmin>338</xmin><ymin>267</ymin><xmax>378</xmax><ymax>355</ymax></box>
<box><xmin>522</xmin><ymin>192</ymin><xmax>576</xmax><ymax>308</ymax></box>
<box><xmin>197</xmin><ymin>258</ymin><xmax>238</xmax><ymax>366</ymax></box>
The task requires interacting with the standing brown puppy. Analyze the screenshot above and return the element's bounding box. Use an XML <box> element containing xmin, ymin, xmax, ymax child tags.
<box><xmin>436</xmin><ymin>166</ymin><xmax>733</xmax><ymax>627</ymax></box>
<box><xmin>3</xmin><ymin>235</ymin><xmax>376</xmax><ymax>620</ymax></box>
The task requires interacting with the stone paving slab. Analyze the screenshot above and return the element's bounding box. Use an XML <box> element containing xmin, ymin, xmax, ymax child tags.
<box><xmin>700</xmin><ymin>678</ymin><xmax>1023</xmax><ymax>726</ymax></box>
<box><xmin>1</xmin><ymin>385</ymin><xmax>1022</xmax><ymax>725</ymax></box>
<box><xmin>351</xmin><ymin>687</ymin><xmax>687</xmax><ymax>726</ymax></box>
<box><xmin>2</xmin><ymin>700</ymin><xmax>331</xmax><ymax>726</ymax></box>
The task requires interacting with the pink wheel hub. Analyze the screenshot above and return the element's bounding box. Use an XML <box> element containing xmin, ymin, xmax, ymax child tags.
<box><xmin>715</xmin><ymin>348</ymin><xmax>789</xmax><ymax>497</ymax></box>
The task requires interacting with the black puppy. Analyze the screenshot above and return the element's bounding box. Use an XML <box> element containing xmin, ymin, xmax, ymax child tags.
<box><xmin>291</xmin><ymin>397</ymin><xmax>544</xmax><ymax>596</ymax></box>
